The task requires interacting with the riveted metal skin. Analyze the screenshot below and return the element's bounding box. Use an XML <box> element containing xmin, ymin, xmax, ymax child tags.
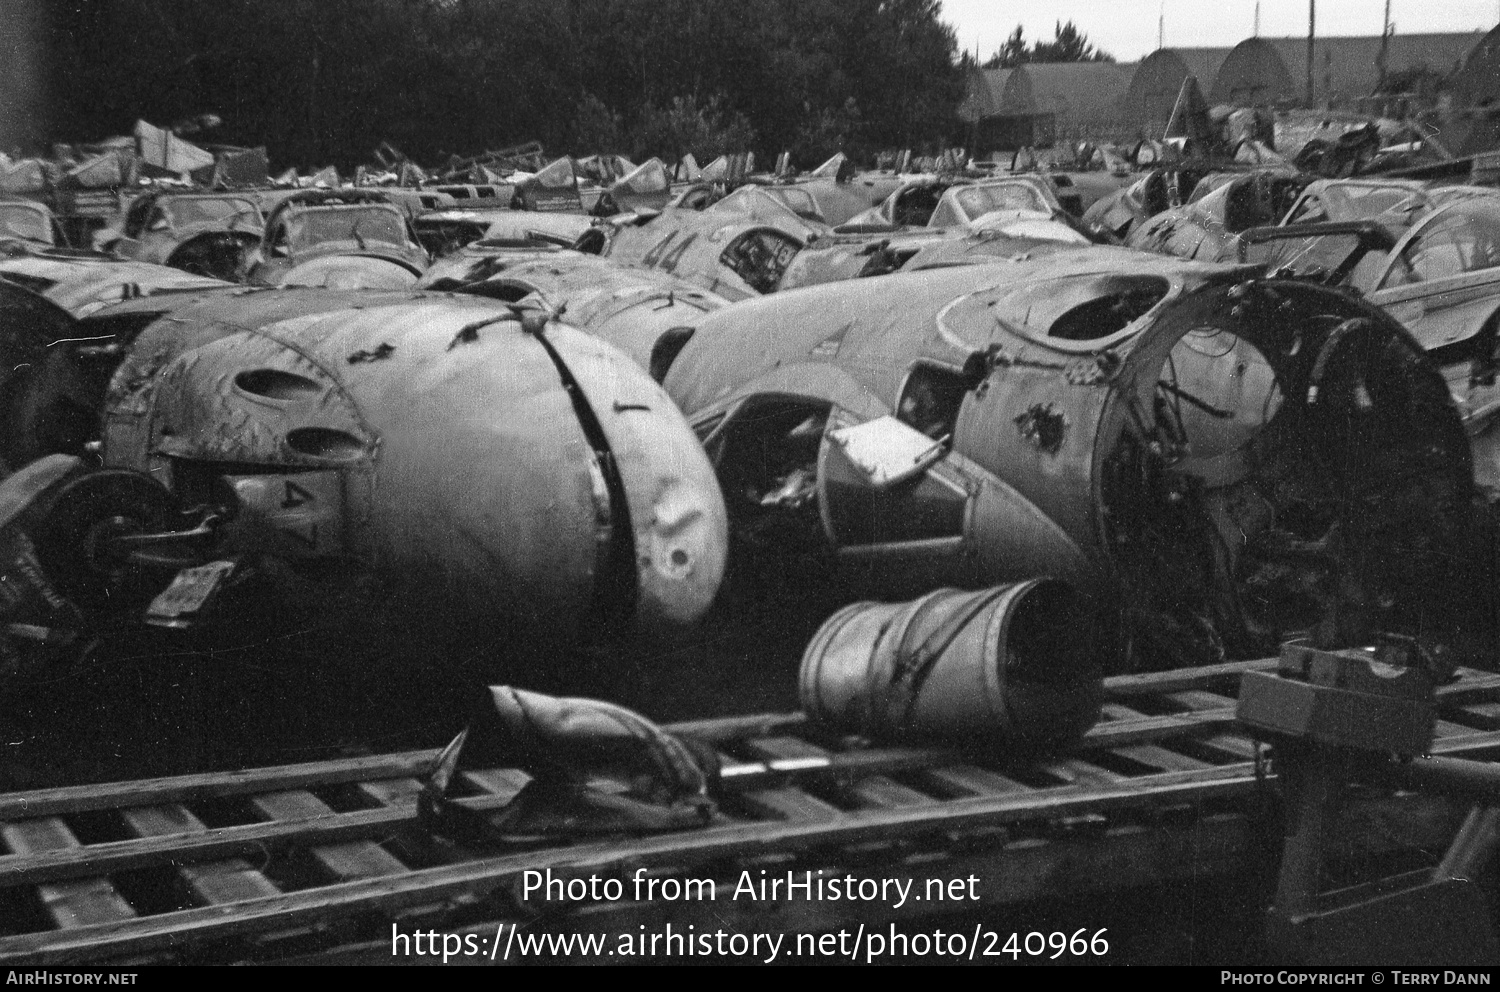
<box><xmin>90</xmin><ymin>290</ymin><xmax>727</xmax><ymax>661</ymax></box>
<box><xmin>419</xmin><ymin>251</ymin><xmax>728</xmax><ymax>373</ymax></box>
<box><xmin>604</xmin><ymin>190</ymin><xmax>822</xmax><ymax>301</ymax></box>
<box><xmin>0</xmin><ymin>254</ymin><xmax>231</xmax><ymax>317</ymax></box>
<box><xmin>664</xmin><ymin>248</ymin><xmax>1474</xmax><ymax>669</ymax></box>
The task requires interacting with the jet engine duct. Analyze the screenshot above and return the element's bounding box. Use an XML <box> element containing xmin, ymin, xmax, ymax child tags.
<box><xmin>665</xmin><ymin>252</ymin><xmax>1474</xmax><ymax>669</ymax></box>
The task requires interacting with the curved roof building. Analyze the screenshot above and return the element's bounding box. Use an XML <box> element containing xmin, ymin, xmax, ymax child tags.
<box><xmin>997</xmin><ymin>62</ymin><xmax>1139</xmax><ymax>129</ymax></box>
<box><xmin>958</xmin><ymin>30</ymin><xmax>1488</xmax><ymax>152</ymax></box>
<box><xmin>1122</xmin><ymin>49</ymin><xmax>1235</xmax><ymax>131</ymax></box>
<box><xmin>1209</xmin><ymin>38</ymin><xmax>1298</xmax><ymax>105</ymax></box>
<box><xmin>1258</xmin><ymin>32</ymin><xmax>1483</xmax><ymax>106</ymax></box>
<box><xmin>1451</xmin><ymin>25</ymin><xmax>1500</xmax><ymax>153</ymax></box>
<box><xmin>960</xmin><ymin>62</ymin><xmax>1139</xmax><ymax>151</ymax></box>
<box><xmin>958</xmin><ymin>68</ymin><xmax>1012</xmax><ymax>124</ymax></box>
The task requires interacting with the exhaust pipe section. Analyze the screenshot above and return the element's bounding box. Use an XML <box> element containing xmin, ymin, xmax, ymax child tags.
<box><xmin>799</xmin><ymin>579</ymin><xmax>1105</xmax><ymax>746</ymax></box>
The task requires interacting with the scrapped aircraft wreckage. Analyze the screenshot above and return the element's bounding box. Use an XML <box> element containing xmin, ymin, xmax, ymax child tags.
<box><xmin>0</xmin><ymin>282</ymin><xmax>727</xmax><ymax>681</ymax></box>
<box><xmin>100</xmin><ymin>189</ymin><xmax>270</xmax><ymax>283</ymax></box>
<box><xmin>1124</xmin><ymin>173</ymin><xmax>1497</xmax><ymax>270</ymax></box>
<box><xmin>593</xmin><ymin>157</ymin><xmax>674</xmax><ymax>216</ymax></box>
<box><xmin>0</xmin><ymin>199</ymin><xmax>65</xmax><ymax>249</ymax></box>
<box><xmin>512</xmin><ymin>156</ymin><xmax>586</xmax><ymax>214</ymax></box>
<box><xmin>597</xmin><ymin>183</ymin><xmax>1110</xmax><ymax>302</ymax></box>
<box><xmin>657</xmin><ymin>250</ymin><xmax>1478</xmax><ymax>671</ymax></box>
<box><xmin>838</xmin><ymin>174</ymin><xmax>1089</xmax><ymax>234</ymax></box>
<box><xmin>412</xmin><ymin>208</ymin><xmax>594</xmax><ymax>260</ymax></box>
<box><xmin>243</xmin><ymin>190</ymin><xmax>431</xmax><ymax>289</ymax></box>
<box><xmin>0</xmin><ymin>252</ymin><xmax>231</xmax><ymax>318</ymax></box>
<box><xmin>598</xmin><ymin>187</ymin><xmax>822</xmax><ymax>300</ymax></box>
<box><xmin>1126</xmin><ymin>170</ymin><xmax>1313</xmax><ymax>264</ymax></box>
<box><xmin>1083</xmin><ymin>166</ymin><xmax>1223</xmax><ymax>241</ymax></box>
<box><xmin>1280</xmin><ymin>177</ymin><xmax>1443</xmax><ymax>232</ymax></box>
<box><xmin>419</xmin><ymin>251</ymin><xmax>727</xmax><ymax>376</ymax></box>
<box><xmin>1120</xmin><ymin>190</ymin><xmax>1500</xmax><ymax>499</ymax></box>
<box><xmin>8</xmin><ymin>654</ymin><xmax>1500</xmax><ymax>964</ymax></box>
<box><xmin>1242</xmin><ymin>197</ymin><xmax>1500</xmax><ymax>495</ymax></box>
<box><xmin>778</xmin><ymin>224</ymin><xmax>1094</xmax><ymax>294</ymax></box>
<box><xmin>774</xmin><ymin>173</ymin><xmax>906</xmax><ymax>228</ymax></box>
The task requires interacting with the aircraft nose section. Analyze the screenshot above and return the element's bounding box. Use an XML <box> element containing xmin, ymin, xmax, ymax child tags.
<box><xmin>626</xmin><ymin>433</ymin><xmax>728</xmax><ymax>628</ymax></box>
<box><xmin>543</xmin><ymin>323</ymin><xmax>728</xmax><ymax>630</ymax></box>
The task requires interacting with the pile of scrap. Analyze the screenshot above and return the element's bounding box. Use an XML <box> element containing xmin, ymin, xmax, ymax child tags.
<box><xmin>2</xmin><ymin>658</ymin><xmax>1498</xmax><ymax>964</ymax></box>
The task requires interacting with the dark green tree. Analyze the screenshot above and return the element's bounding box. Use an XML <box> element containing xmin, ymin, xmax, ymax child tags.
<box><xmin>983</xmin><ymin>20</ymin><xmax>1113</xmax><ymax>69</ymax></box>
<box><xmin>42</xmin><ymin>0</ymin><xmax>966</xmax><ymax>169</ymax></box>
<box><xmin>983</xmin><ymin>27</ymin><xmax>1029</xmax><ymax>69</ymax></box>
<box><xmin>1031</xmin><ymin>21</ymin><xmax>1114</xmax><ymax>63</ymax></box>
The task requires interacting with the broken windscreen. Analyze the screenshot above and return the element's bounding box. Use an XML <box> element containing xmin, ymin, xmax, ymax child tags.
<box><xmin>719</xmin><ymin>229</ymin><xmax>801</xmax><ymax>294</ymax></box>
<box><xmin>0</xmin><ymin>204</ymin><xmax>52</xmax><ymax>244</ymax></box>
<box><xmin>166</xmin><ymin>197</ymin><xmax>261</xmax><ymax>228</ymax></box>
<box><xmin>953</xmin><ymin>184</ymin><xmax>1049</xmax><ymax>221</ymax></box>
<box><xmin>287</xmin><ymin>207</ymin><xmax>409</xmax><ymax>251</ymax></box>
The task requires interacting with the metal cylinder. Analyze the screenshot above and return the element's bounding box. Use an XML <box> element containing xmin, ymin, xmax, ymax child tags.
<box><xmin>799</xmin><ymin>579</ymin><xmax>1104</xmax><ymax>745</ymax></box>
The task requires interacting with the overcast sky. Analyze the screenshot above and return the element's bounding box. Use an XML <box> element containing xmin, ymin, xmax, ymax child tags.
<box><xmin>940</xmin><ymin>0</ymin><xmax>1499</xmax><ymax>63</ymax></box>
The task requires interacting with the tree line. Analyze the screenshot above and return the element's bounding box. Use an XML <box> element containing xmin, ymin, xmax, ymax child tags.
<box><xmin>40</xmin><ymin>0</ymin><xmax>968</xmax><ymax>170</ymax></box>
<box><xmin>981</xmin><ymin>21</ymin><xmax>1115</xmax><ymax>70</ymax></box>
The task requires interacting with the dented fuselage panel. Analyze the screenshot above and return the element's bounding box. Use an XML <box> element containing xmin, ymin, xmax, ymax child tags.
<box><xmin>96</xmin><ymin>287</ymin><xmax>421</xmax><ymax>466</ymax></box>
<box><xmin>90</xmin><ymin>292</ymin><xmax>727</xmax><ymax>656</ymax></box>
<box><xmin>0</xmin><ymin>254</ymin><xmax>233</xmax><ymax>318</ymax></box>
<box><xmin>664</xmin><ymin>249</ymin><xmax>1474</xmax><ymax>669</ymax></box>
<box><xmin>422</xmin><ymin>251</ymin><xmax>728</xmax><ymax>375</ymax></box>
<box><xmin>604</xmin><ymin>191</ymin><xmax>823</xmax><ymax>300</ymax></box>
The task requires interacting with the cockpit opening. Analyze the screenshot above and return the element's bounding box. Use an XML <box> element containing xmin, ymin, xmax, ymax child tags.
<box><xmin>1048</xmin><ymin>277</ymin><xmax>1170</xmax><ymax>341</ymax></box>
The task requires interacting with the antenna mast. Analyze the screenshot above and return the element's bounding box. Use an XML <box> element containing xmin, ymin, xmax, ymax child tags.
<box><xmin>1306</xmin><ymin>0</ymin><xmax>1317</xmax><ymax>106</ymax></box>
<box><xmin>1378</xmin><ymin>0</ymin><xmax>1392</xmax><ymax>89</ymax></box>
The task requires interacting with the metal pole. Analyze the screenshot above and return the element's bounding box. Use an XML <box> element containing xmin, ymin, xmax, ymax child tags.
<box><xmin>1378</xmin><ymin>0</ymin><xmax>1392</xmax><ymax>92</ymax></box>
<box><xmin>1307</xmin><ymin>0</ymin><xmax>1316</xmax><ymax>107</ymax></box>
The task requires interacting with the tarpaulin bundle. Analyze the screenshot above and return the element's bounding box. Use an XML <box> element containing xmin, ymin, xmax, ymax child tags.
<box><xmin>419</xmin><ymin>686</ymin><xmax>718</xmax><ymax>847</ymax></box>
